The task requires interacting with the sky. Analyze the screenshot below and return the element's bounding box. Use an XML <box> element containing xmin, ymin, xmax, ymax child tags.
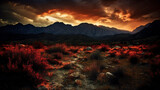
<box><xmin>0</xmin><ymin>0</ymin><xmax>160</xmax><ymax>31</ymax></box>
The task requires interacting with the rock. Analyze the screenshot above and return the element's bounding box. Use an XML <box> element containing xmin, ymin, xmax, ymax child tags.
<box><xmin>73</xmin><ymin>58</ymin><xmax>78</xmax><ymax>61</ymax></box>
<box><xmin>75</xmin><ymin>64</ymin><xmax>83</xmax><ymax>70</ymax></box>
<box><xmin>80</xmin><ymin>74</ymin><xmax>86</xmax><ymax>79</ymax></box>
<box><xmin>70</xmin><ymin>61</ymin><xmax>76</xmax><ymax>64</ymax></box>
<box><xmin>69</xmin><ymin>72</ymin><xmax>81</xmax><ymax>78</ymax></box>
<box><xmin>19</xmin><ymin>44</ymin><xmax>25</xmax><ymax>47</ymax></box>
<box><xmin>105</xmin><ymin>65</ymin><xmax>114</xmax><ymax>69</ymax></box>
<box><xmin>85</xmin><ymin>47</ymin><xmax>92</xmax><ymax>51</ymax></box>
<box><xmin>52</xmin><ymin>83</ymin><xmax>64</xmax><ymax>89</ymax></box>
<box><xmin>113</xmin><ymin>46</ymin><xmax>121</xmax><ymax>49</ymax></box>
<box><xmin>75</xmin><ymin>79</ymin><xmax>82</xmax><ymax>86</ymax></box>
<box><xmin>106</xmin><ymin>72</ymin><xmax>114</xmax><ymax>78</ymax></box>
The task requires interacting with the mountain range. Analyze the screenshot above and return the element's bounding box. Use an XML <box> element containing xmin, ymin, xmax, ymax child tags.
<box><xmin>0</xmin><ymin>20</ymin><xmax>160</xmax><ymax>44</ymax></box>
<box><xmin>0</xmin><ymin>22</ymin><xmax>129</xmax><ymax>37</ymax></box>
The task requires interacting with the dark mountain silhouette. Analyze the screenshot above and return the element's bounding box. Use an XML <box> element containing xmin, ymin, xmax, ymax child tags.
<box><xmin>0</xmin><ymin>23</ymin><xmax>44</xmax><ymax>34</ymax></box>
<box><xmin>133</xmin><ymin>20</ymin><xmax>160</xmax><ymax>38</ymax></box>
<box><xmin>0</xmin><ymin>22</ymin><xmax>130</xmax><ymax>37</ymax></box>
<box><xmin>132</xmin><ymin>25</ymin><xmax>145</xmax><ymax>34</ymax></box>
<box><xmin>132</xmin><ymin>23</ymin><xmax>151</xmax><ymax>34</ymax></box>
<box><xmin>0</xmin><ymin>20</ymin><xmax>160</xmax><ymax>45</ymax></box>
<box><xmin>99</xmin><ymin>20</ymin><xmax>160</xmax><ymax>42</ymax></box>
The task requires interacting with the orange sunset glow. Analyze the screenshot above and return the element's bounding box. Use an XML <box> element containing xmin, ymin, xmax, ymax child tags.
<box><xmin>0</xmin><ymin>0</ymin><xmax>160</xmax><ymax>31</ymax></box>
<box><xmin>37</xmin><ymin>8</ymin><xmax>154</xmax><ymax>31</ymax></box>
<box><xmin>38</xmin><ymin>8</ymin><xmax>136</xmax><ymax>31</ymax></box>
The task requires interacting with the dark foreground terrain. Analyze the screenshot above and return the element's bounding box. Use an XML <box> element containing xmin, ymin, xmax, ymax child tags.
<box><xmin>0</xmin><ymin>42</ymin><xmax>160</xmax><ymax>90</ymax></box>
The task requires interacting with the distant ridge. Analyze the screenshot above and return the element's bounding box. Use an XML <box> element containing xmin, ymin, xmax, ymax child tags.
<box><xmin>0</xmin><ymin>22</ymin><xmax>130</xmax><ymax>37</ymax></box>
<box><xmin>0</xmin><ymin>20</ymin><xmax>160</xmax><ymax>45</ymax></box>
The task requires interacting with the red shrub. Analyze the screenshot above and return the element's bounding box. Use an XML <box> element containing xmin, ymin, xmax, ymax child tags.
<box><xmin>0</xmin><ymin>45</ymin><xmax>52</xmax><ymax>89</ymax></box>
<box><xmin>128</xmin><ymin>51</ymin><xmax>137</xmax><ymax>56</ymax></box>
<box><xmin>53</xmin><ymin>53</ymin><xmax>63</xmax><ymax>59</ymax></box>
<box><xmin>46</xmin><ymin>45</ymin><xmax>69</xmax><ymax>55</ymax></box>
<box><xmin>98</xmin><ymin>44</ymin><xmax>110</xmax><ymax>52</ymax></box>
<box><xmin>108</xmin><ymin>50</ymin><xmax>116</xmax><ymax>57</ymax></box>
<box><xmin>83</xmin><ymin>61</ymin><xmax>105</xmax><ymax>80</ymax></box>
<box><xmin>47</xmin><ymin>59</ymin><xmax>62</xmax><ymax>65</ymax></box>
<box><xmin>68</xmin><ymin>46</ymin><xmax>79</xmax><ymax>53</ymax></box>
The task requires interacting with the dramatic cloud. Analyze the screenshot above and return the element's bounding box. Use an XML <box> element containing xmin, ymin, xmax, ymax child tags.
<box><xmin>0</xmin><ymin>0</ymin><xmax>160</xmax><ymax>31</ymax></box>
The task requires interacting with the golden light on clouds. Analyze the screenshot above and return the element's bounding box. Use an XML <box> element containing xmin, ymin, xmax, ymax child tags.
<box><xmin>36</xmin><ymin>9</ymin><xmax>136</xmax><ymax>31</ymax></box>
<box><xmin>0</xmin><ymin>0</ymin><xmax>159</xmax><ymax>31</ymax></box>
<box><xmin>115</xmin><ymin>12</ymin><xmax>132</xmax><ymax>22</ymax></box>
<box><xmin>37</xmin><ymin>10</ymin><xmax>80</xmax><ymax>26</ymax></box>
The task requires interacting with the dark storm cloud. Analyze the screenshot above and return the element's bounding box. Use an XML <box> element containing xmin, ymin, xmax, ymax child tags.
<box><xmin>100</xmin><ymin>0</ymin><xmax>118</xmax><ymax>6</ymax></box>
<box><xmin>1</xmin><ymin>0</ymin><xmax>107</xmax><ymax>18</ymax></box>
<box><xmin>0</xmin><ymin>2</ymin><xmax>38</xmax><ymax>26</ymax></box>
<box><xmin>102</xmin><ymin>0</ymin><xmax>160</xmax><ymax>20</ymax></box>
<box><xmin>0</xmin><ymin>0</ymin><xmax>160</xmax><ymax>30</ymax></box>
<box><xmin>2</xmin><ymin>0</ymin><xmax>159</xmax><ymax>20</ymax></box>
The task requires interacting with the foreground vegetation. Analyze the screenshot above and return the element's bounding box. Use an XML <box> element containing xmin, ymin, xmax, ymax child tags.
<box><xmin>0</xmin><ymin>43</ymin><xmax>160</xmax><ymax>89</ymax></box>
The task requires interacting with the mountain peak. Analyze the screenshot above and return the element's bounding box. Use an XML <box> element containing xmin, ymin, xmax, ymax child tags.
<box><xmin>48</xmin><ymin>22</ymin><xmax>65</xmax><ymax>27</ymax></box>
<box><xmin>15</xmin><ymin>23</ymin><xmax>23</xmax><ymax>26</ymax></box>
<box><xmin>150</xmin><ymin>20</ymin><xmax>160</xmax><ymax>27</ymax></box>
<box><xmin>11</xmin><ymin>23</ymin><xmax>24</xmax><ymax>28</ymax></box>
<box><xmin>54</xmin><ymin>22</ymin><xmax>65</xmax><ymax>25</ymax></box>
<box><xmin>54</xmin><ymin>22</ymin><xmax>64</xmax><ymax>24</ymax></box>
<box><xmin>134</xmin><ymin>19</ymin><xmax>160</xmax><ymax>38</ymax></box>
<box><xmin>152</xmin><ymin>20</ymin><xmax>160</xmax><ymax>23</ymax></box>
<box><xmin>78</xmin><ymin>23</ymin><xmax>95</xmax><ymax>27</ymax></box>
<box><xmin>25</xmin><ymin>24</ymin><xmax>35</xmax><ymax>27</ymax></box>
